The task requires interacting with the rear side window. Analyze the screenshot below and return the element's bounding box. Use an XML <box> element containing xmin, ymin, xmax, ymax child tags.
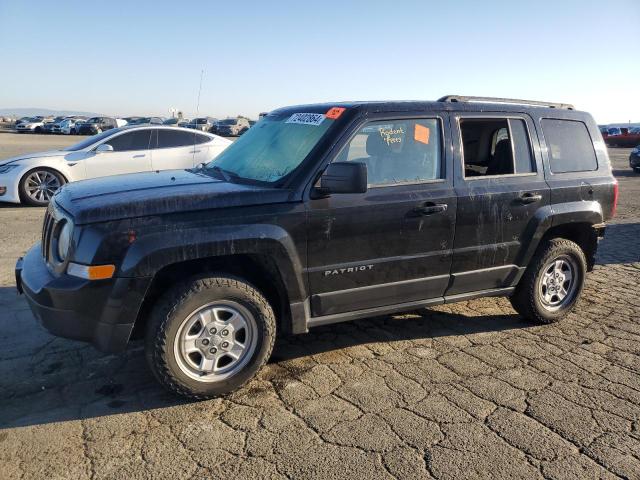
<box><xmin>195</xmin><ymin>133</ymin><xmax>211</xmax><ymax>144</ymax></box>
<box><xmin>157</xmin><ymin>129</ymin><xmax>196</xmax><ymax>148</ymax></box>
<box><xmin>541</xmin><ymin>119</ymin><xmax>598</xmax><ymax>173</ymax></box>
<box><xmin>460</xmin><ymin>118</ymin><xmax>534</xmax><ymax>177</ymax></box>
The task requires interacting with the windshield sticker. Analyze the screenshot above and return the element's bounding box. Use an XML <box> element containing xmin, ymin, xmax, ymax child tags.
<box><xmin>379</xmin><ymin>126</ymin><xmax>404</xmax><ymax>146</ymax></box>
<box><xmin>286</xmin><ymin>113</ymin><xmax>326</xmax><ymax>126</ymax></box>
<box><xmin>414</xmin><ymin>124</ymin><xmax>430</xmax><ymax>144</ymax></box>
<box><xmin>326</xmin><ymin>107</ymin><xmax>346</xmax><ymax>120</ymax></box>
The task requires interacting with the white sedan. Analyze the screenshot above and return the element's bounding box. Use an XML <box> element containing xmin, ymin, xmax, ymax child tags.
<box><xmin>0</xmin><ymin>126</ymin><xmax>232</xmax><ymax>206</ymax></box>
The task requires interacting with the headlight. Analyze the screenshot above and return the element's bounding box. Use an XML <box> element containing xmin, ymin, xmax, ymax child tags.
<box><xmin>0</xmin><ymin>164</ymin><xmax>19</xmax><ymax>174</ymax></box>
<box><xmin>56</xmin><ymin>221</ymin><xmax>73</xmax><ymax>261</ymax></box>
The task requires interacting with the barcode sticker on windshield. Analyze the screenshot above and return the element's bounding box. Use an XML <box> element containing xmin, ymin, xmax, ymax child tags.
<box><xmin>286</xmin><ymin>113</ymin><xmax>325</xmax><ymax>126</ymax></box>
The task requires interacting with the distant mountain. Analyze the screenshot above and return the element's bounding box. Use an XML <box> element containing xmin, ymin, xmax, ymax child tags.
<box><xmin>0</xmin><ymin>107</ymin><xmax>102</xmax><ymax>118</ymax></box>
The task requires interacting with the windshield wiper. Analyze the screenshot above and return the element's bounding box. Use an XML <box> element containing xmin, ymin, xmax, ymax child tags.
<box><xmin>208</xmin><ymin>165</ymin><xmax>238</xmax><ymax>183</ymax></box>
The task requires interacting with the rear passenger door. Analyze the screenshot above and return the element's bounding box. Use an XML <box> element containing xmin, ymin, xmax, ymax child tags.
<box><xmin>307</xmin><ymin>115</ymin><xmax>457</xmax><ymax>317</ymax></box>
<box><xmin>448</xmin><ymin>113</ymin><xmax>549</xmax><ymax>296</ymax></box>
<box><xmin>150</xmin><ymin>129</ymin><xmax>210</xmax><ymax>170</ymax></box>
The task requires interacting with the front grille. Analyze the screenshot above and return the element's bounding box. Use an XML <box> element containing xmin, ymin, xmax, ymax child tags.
<box><xmin>41</xmin><ymin>207</ymin><xmax>56</xmax><ymax>261</ymax></box>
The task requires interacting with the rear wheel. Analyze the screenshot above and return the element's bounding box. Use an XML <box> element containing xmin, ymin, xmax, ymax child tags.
<box><xmin>510</xmin><ymin>239</ymin><xmax>586</xmax><ymax>324</ymax></box>
<box><xmin>19</xmin><ymin>168</ymin><xmax>65</xmax><ymax>206</ymax></box>
<box><xmin>145</xmin><ymin>275</ymin><xmax>276</xmax><ymax>399</ymax></box>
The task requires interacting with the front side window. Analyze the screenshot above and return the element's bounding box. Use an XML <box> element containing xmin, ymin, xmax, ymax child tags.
<box><xmin>460</xmin><ymin>118</ymin><xmax>534</xmax><ymax>177</ymax></box>
<box><xmin>103</xmin><ymin>130</ymin><xmax>152</xmax><ymax>151</ymax></box>
<box><xmin>337</xmin><ymin>118</ymin><xmax>442</xmax><ymax>186</ymax></box>
<box><xmin>207</xmin><ymin>110</ymin><xmax>337</xmax><ymax>183</ymax></box>
<box><xmin>541</xmin><ymin>119</ymin><xmax>598</xmax><ymax>173</ymax></box>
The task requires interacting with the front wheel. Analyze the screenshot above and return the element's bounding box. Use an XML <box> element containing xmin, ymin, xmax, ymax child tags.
<box><xmin>19</xmin><ymin>168</ymin><xmax>66</xmax><ymax>206</ymax></box>
<box><xmin>145</xmin><ymin>275</ymin><xmax>276</xmax><ymax>399</ymax></box>
<box><xmin>510</xmin><ymin>239</ymin><xmax>586</xmax><ymax>324</ymax></box>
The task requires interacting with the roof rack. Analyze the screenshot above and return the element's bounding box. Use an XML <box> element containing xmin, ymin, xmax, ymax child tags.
<box><xmin>437</xmin><ymin>95</ymin><xmax>574</xmax><ymax>110</ymax></box>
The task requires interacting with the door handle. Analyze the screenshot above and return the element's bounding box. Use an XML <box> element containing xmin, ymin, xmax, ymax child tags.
<box><xmin>133</xmin><ymin>154</ymin><xmax>146</xmax><ymax>158</ymax></box>
<box><xmin>413</xmin><ymin>203</ymin><xmax>448</xmax><ymax>215</ymax></box>
<box><xmin>518</xmin><ymin>193</ymin><xmax>542</xmax><ymax>204</ymax></box>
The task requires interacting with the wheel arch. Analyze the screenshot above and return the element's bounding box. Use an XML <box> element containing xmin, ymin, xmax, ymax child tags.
<box><xmin>516</xmin><ymin>202</ymin><xmax>602</xmax><ymax>272</ymax></box>
<box><xmin>130</xmin><ymin>253</ymin><xmax>293</xmax><ymax>341</ymax></box>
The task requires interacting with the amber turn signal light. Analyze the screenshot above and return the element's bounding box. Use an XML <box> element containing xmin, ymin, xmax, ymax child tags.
<box><xmin>67</xmin><ymin>263</ymin><xmax>116</xmax><ymax>280</ymax></box>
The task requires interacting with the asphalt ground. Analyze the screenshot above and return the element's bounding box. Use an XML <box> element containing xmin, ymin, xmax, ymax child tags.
<box><xmin>0</xmin><ymin>133</ymin><xmax>638</xmax><ymax>479</ymax></box>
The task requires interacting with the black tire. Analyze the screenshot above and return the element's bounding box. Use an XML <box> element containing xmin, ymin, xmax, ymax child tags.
<box><xmin>19</xmin><ymin>168</ymin><xmax>66</xmax><ymax>206</ymax></box>
<box><xmin>145</xmin><ymin>275</ymin><xmax>276</xmax><ymax>399</ymax></box>
<box><xmin>510</xmin><ymin>238</ymin><xmax>587</xmax><ymax>324</ymax></box>
<box><xmin>34</xmin><ymin>126</ymin><xmax>42</xmax><ymax>133</ymax></box>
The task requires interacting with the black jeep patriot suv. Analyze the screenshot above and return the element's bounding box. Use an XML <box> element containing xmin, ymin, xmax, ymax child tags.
<box><xmin>16</xmin><ymin>96</ymin><xmax>618</xmax><ymax>398</ymax></box>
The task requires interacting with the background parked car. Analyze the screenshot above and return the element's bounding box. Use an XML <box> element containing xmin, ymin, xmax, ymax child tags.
<box><xmin>0</xmin><ymin>126</ymin><xmax>232</xmax><ymax>205</ymax></box>
<box><xmin>76</xmin><ymin>117</ymin><xmax>119</xmax><ymax>135</ymax></box>
<box><xmin>629</xmin><ymin>145</ymin><xmax>640</xmax><ymax>172</ymax></box>
<box><xmin>127</xmin><ymin>117</ymin><xmax>165</xmax><ymax>125</ymax></box>
<box><xmin>184</xmin><ymin>117</ymin><xmax>217</xmax><ymax>131</ymax></box>
<box><xmin>603</xmin><ymin>126</ymin><xmax>640</xmax><ymax>147</ymax></box>
<box><xmin>163</xmin><ymin>117</ymin><xmax>189</xmax><ymax>127</ymax></box>
<box><xmin>41</xmin><ymin>116</ymin><xmax>66</xmax><ymax>134</ymax></box>
<box><xmin>15</xmin><ymin>116</ymin><xmax>34</xmax><ymax>126</ymax></box>
<box><xmin>15</xmin><ymin>117</ymin><xmax>46</xmax><ymax>133</ymax></box>
<box><xmin>59</xmin><ymin>117</ymin><xmax>87</xmax><ymax>135</ymax></box>
<box><xmin>214</xmin><ymin>117</ymin><xmax>251</xmax><ymax>136</ymax></box>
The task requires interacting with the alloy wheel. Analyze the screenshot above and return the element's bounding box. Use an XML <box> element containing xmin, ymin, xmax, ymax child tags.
<box><xmin>538</xmin><ymin>255</ymin><xmax>578</xmax><ymax>311</ymax></box>
<box><xmin>173</xmin><ymin>301</ymin><xmax>258</xmax><ymax>382</ymax></box>
<box><xmin>25</xmin><ymin>171</ymin><xmax>62</xmax><ymax>203</ymax></box>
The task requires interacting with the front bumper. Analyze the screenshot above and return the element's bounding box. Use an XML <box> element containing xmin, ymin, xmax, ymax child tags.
<box><xmin>16</xmin><ymin>245</ymin><xmax>151</xmax><ymax>353</ymax></box>
<box><xmin>629</xmin><ymin>153</ymin><xmax>640</xmax><ymax>169</ymax></box>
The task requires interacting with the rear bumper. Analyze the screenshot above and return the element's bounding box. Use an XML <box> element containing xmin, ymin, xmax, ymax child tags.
<box><xmin>16</xmin><ymin>245</ymin><xmax>151</xmax><ymax>353</ymax></box>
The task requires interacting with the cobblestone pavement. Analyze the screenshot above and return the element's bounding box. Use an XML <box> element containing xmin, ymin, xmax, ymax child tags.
<box><xmin>0</xmin><ymin>141</ymin><xmax>639</xmax><ymax>479</ymax></box>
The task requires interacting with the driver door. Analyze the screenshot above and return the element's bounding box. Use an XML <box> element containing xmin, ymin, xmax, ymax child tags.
<box><xmin>84</xmin><ymin>130</ymin><xmax>153</xmax><ymax>179</ymax></box>
<box><xmin>306</xmin><ymin>115</ymin><xmax>456</xmax><ymax>317</ymax></box>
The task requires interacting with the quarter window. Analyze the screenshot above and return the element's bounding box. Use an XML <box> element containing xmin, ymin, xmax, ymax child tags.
<box><xmin>338</xmin><ymin>118</ymin><xmax>442</xmax><ymax>186</ymax></box>
<box><xmin>541</xmin><ymin>119</ymin><xmax>598</xmax><ymax>173</ymax></box>
<box><xmin>103</xmin><ymin>130</ymin><xmax>152</xmax><ymax>151</ymax></box>
<box><xmin>460</xmin><ymin>118</ymin><xmax>534</xmax><ymax>177</ymax></box>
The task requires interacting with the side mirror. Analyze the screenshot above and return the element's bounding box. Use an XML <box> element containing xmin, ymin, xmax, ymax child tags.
<box><xmin>316</xmin><ymin>162</ymin><xmax>367</xmax><ymax>195</ymax></box>
<box><xmin>95</xmin><ymin>144</ymin><xmax>113</xmax><ymax>153</ymax></box>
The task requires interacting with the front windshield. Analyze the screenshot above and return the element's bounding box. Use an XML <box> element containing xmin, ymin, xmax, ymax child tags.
<box><xmin>86</xmin><ymin>117</ymin><xmax>100</xmax><ymax>123</ymax></box>
<box><xmin>64</xmin><ymin>129</ymin><xmax>119</xmax><ymax>151</ymax></box>
<box><xmin>195</xmin><ymin>118</ymin><xmax>208</xmax><ymax>124</ymax></box>
<box><xmin>206</xmin><ymin>111</ymin><xmax>335</xmax><ymax>183</ymax></box>
<box><xmin>219</xmin><ymin>119</ymin><xmax>236</xmax><ymax>125</ymax></box>
<box><xmin>164</xmin><ymin>118</ymin><xmax>178</xmax><ymax>124</ymax></box>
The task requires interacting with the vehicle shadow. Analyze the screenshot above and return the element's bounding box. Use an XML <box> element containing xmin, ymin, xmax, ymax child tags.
<box><xmin>0</xmin><ymin>284</ymin><xmax>530</xmax><ymax>430</ymax></box>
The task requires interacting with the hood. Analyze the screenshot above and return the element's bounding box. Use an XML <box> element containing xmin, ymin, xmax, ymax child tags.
<box><xmin>54</xmin><ymin>169</ymin><xmax>292</xmax><ymax>225</ymax></box>
<box><xmin>0</xmin><ymin>150</ymin><xmax>66</xmax><ymax>166</ymax></box>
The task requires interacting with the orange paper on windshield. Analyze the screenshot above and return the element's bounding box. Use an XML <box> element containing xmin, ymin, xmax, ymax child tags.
<box><xmin>326</xmin><ymin>107</ymin><xmax>346</xmax><ymax>119</ymax></box>
<box><xmin>414</xmin><ymin>124</ymin><xmax>430</xmax><ymax>144</ymax></box>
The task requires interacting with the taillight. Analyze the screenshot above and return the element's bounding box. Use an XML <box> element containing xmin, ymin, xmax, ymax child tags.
<box><xmin>611</xmin><ymin>180</ymin><xmax>619</xmax><ymax>218</ymax></box>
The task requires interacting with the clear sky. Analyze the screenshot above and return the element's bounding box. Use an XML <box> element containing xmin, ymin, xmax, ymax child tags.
<box><xmin>1</xmin><ymin>0</ymin><xmax>638</xmax><ymax>123</ymax></box>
